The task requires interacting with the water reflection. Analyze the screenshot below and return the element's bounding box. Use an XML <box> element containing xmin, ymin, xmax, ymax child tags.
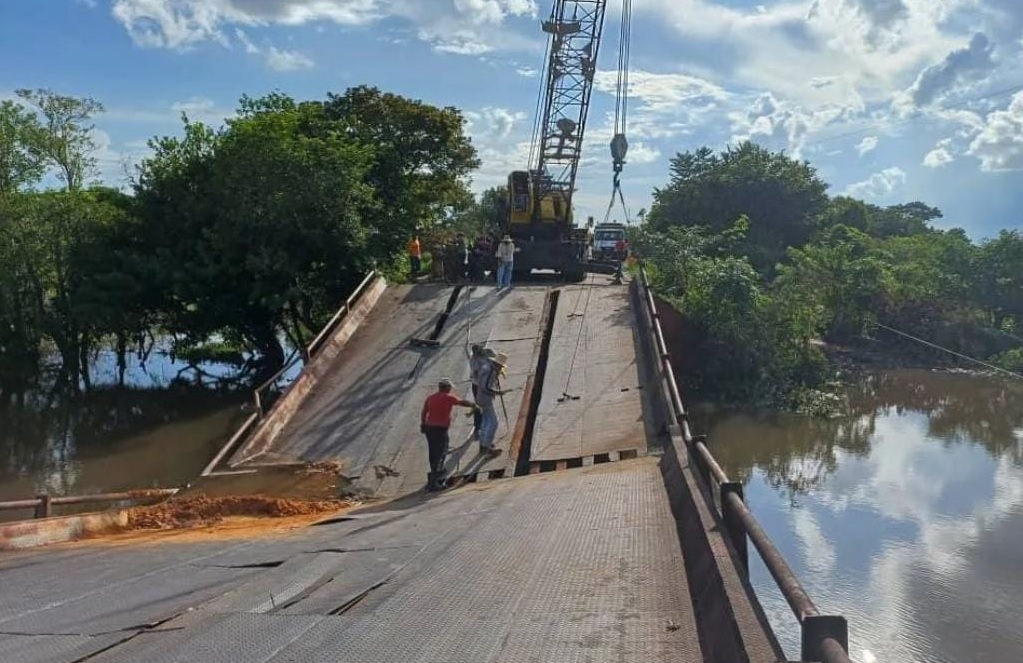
<box><xmin>0</xmin><ymin>342</ymin><xmax>279</xmax><ymax>503</ymax></box>
<box><xmin>694</xmin><ymin>369</ymin><xmax>1023</xmax><ymax>663</ymax></box>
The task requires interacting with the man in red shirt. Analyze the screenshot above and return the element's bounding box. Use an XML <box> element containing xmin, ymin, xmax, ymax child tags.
<box><xmin>420</xmin><ymin>378</ymin><xmax>479</xmax><ymax>491</ymax></box>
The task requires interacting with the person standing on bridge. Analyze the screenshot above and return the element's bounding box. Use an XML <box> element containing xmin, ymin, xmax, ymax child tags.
<box><xmin>495</xmin><ymin>235</ymin><xmax>516</xmax><ymax>289</ymax></box>
<box><xmin>421</xmin><ymin>378</ymin><xmax>480</xmax><ymax>491</ymax></box>
<box><xmin>407</xmin><ymin>234</ymin><xmax>422</xmax><ymax>277</ymax></box>
<box><xmin>469</xmin><ymin>343</ymin><xmax>489</xmax><ymax>440</ymax></box>
<box><xmin>476</xmin><ymin>351</ymin><xmax>509</xmax><ymax>456</ymax></box>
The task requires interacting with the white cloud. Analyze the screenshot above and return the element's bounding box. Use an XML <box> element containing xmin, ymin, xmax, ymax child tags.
<box><xmin>923</xmin><ymin>138</ymin><xmax>954</xmax><ymax>167</ymax></box>
<box><xmin>235</xmin><ymin>28</ymin><xmax>259</xmax><ymax>54</ymax></box>
<box><xmin>266</xmin><ymin>47</ymin><xmax>315</xmax><ymax>71</ymax></box>
<box><xmin>111</xmin><ymin>0</ymin><xmax>539</xmax><ymax>54</ymax></box>
<box><xmin>730</xmin><ymin>91</ymin><xmax>860</xmax><ymax>159</ymax></box>
<box><xmin>515</xmin><ymin>67</ymin><xmax>538</xmax><ymax>78</ymax></box>
<box><xmin>856</xmin><ymin>135</ymin><xmax>879</xmax><ymax>156</ymax></box>
<box><xmin>893</xmin><ymin>32</ymin><xmax>997</xmax><ymax>114</ymax></box>
<box><xmin>845</xmin><ymin>165</ymin><xmax>907</xmax><ymax>197</ymax></box>
<box><xmin>640</xmin><ymin>0</ymin><xmax>970</xmax><ymax>106</ymax></box>
<box><xmin>966</xmin><ymin>91</ymin><xmax>1023</xmax><ymax>171</ymax></box>
<box><xmin>170</xmin><ymin>97</ymin><xmax>233</xmax><ymax>123</ymax></box>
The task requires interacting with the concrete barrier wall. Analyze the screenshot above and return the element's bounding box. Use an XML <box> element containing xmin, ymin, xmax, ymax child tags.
<box><xmin>0</xmin><ymin>510</ymin><xmax>129</xmax><ymax>551</ymax></box>
<box><xmin>229</xmin><ymin>275</ymin><xmax>388</xmax><ymax>466</ymax></box>
<box><xmin>633</xmin><ymin>279</ymin><xmax>784</xmax><ymax>663</ymax></box>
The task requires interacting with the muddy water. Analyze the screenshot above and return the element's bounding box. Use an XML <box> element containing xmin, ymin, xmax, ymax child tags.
<box><xmin>693</xmin><ymin>369</ymin><xmax>1023</xmax><ymax>663</ymax></box>
<box><xmin>0</xmin><ymin>345</ymin><xmax>277</xmax><ymax>516</ymax></box>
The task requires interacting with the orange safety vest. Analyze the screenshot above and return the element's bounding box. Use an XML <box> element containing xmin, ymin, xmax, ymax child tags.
<box><xmin>407</xmin><ymin>239</ymin><xmax>422</xmax><ymax>258</ymax></box>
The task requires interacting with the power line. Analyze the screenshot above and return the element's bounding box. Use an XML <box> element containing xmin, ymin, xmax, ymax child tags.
<box><xmin>803</xmin><ymin>81</ymin><xmax>1023</xmax><ymax>149</ymax></box>
<box><xmin>872</xmin><ymin>321</ymin><xmax>1023</xmax><ymax>381</ymax></box>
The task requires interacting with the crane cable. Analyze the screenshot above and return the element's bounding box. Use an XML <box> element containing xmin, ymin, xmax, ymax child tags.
<box><xmin>604</xmin><ymin>0</ymin><xmax>633</xmax><ymax>224</ymax></box>
<box><xmin>527</xmin><ymin>5</ymin><xmax>556</xmax><ymax>171</ymax></box>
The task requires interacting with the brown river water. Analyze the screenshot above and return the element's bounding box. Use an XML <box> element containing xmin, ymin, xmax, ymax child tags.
<box><xmin>694</xmin><ymin>368</ymin><xmax>1023</xmax><ymax>663</ymax></box>
<box><xmin>0</xmin><ymin>344</ymin><xmax>297</xmax><ymax>518</ymax></box>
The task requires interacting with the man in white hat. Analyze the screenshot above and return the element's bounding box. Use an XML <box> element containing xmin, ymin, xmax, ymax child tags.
<box><xmin>475</xmin><ymin>350</ymin><xmax>510</xmax><ymax>456</ymax></box>
<box><xmin>495</xmin><ymin>235</ymin><xmax>516</xmax><ymax>289</ymax></box>
<box><xmin>420</xmin><ymin>377</ymin><xmax>480</xmax><ymax>491</ymax></box>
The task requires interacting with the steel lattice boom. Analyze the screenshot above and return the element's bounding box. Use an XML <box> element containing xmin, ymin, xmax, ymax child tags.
<box><xmin>534</xmin><ymin>0</ymin><xmax>608</xmax><ymax>205</ymax></box>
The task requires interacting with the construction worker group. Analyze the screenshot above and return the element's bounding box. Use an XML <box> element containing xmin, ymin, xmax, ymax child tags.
<box><xmin>409</xmin><ymin>232</ymin><xmax>517</xmax><ymax>289</ymax></box>
<box><xmin>420</xmin><ymin>345</ymin><xmax>509</xmax><ymax>492</ymax></box>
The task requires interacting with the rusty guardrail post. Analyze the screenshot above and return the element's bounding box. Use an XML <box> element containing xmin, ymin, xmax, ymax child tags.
<box><xmin>803</xmin><ymin>617</ymin><xmax>849</xmax><ymax>663</ymax></box>
<box><xmin>720</xmin><ymin>482</ymin><xmax>749</xmax><ymax>572</ymax></box>
<box><xmin>34</xmin><ymin>494</ymin><xmax>51</xmax><ymax>519</ymax></box>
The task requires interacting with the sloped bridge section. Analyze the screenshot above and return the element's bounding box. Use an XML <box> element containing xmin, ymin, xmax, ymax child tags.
<box><xmin>0</xmin><ymin>272</ymin><xmax>855</xmax><ymax>662</ymax></box>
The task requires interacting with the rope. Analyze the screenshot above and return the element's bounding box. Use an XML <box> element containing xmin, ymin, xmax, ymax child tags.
<box><xmin>601</xmin><ymin>176</ymin><xmax>632</xmax><ymax>225</ymax></box>
<box><xmin>872</xmin><ymin>321</ymin><xmax>1023</xmax><ymax>381</ymax></box>
<box><xmin>560</xmin><ymin>272</ymin><xmax>597</xmax><ymax>400</ymax></box>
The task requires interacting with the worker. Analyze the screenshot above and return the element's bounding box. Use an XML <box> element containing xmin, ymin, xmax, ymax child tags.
<box><xmin>407</xmin><ymin>234</ymin><xmax>422</xmax><ymax>277</ymax></box>
<box><xmin>495</xmin><ymin>235</ymin><xmax>516</xmax><ymax>289</ymax></box>
<box><xmin>476</xmin><ymin>350</ymin><xmax>509</xmax><ymax>456</ymax></box>
<box><xmin>420</xmin><ymin>378</ymin><xmax>480</xmax><ymax>491</ymax></box>
<box><xmin>468</xmin><ymin>344</ymin><xmax>489</xmax><ymax>439</ymax></box>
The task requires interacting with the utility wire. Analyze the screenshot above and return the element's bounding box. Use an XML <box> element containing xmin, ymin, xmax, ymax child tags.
<box><xmin>801</xmin><ymin>81</ymin><xmax>1023</xmax><ymax>150</ymax></box>
<box><xmin>871</xmin><ymin>321</ymin><xmax>1023</xmax><ymax>381</ymax></box>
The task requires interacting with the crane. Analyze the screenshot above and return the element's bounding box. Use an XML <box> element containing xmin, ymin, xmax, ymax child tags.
<box><xmin>501</xmin><ymin>0</ymin><xmax>632</xmax><ymax>281</ymax></box>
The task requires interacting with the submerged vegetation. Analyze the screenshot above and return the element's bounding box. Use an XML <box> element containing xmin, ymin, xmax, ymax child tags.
<box><xmin>0</xmin><ymin>87</ymin><xmax>486</xmax><ymax>399</ymax></box>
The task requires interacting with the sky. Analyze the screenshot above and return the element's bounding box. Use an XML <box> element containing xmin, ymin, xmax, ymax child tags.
<box><xmin>1</xmin><ymin>0</ymin><xmax>1022</xmax><ymax>240</ymax></box>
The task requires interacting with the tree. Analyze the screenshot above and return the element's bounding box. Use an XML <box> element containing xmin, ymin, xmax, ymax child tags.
<box><xmin>444</xmin><ymin>185</ymin><xmax>506</xmax><ymax>238</ymax></box>
<box><xmin>775</xmin><ymin>225</ymin><xmax>887</xmax><ymax>341</ymax></box>
<box><xmin>976</xmin><ymin>230</ymin><xmax>1023</xmax><ymax>332</ymax></box>
<box><xmin>0</xmin><ymin>100</ymin><xmax>45</xmax><ymax>196</ymax></box>
<box><xmin>15</xmin><ymin>89</ymin><xmax>105</xmax><ymax>191</ymax></box>
<box><xmin>135</xmin><ymin>95</ymin><xmax>376</xmax><ymax>370</ymax></box>
<box><xmin>318</xmin><ymin>86</ymin><xmax>480</xmax><ymax>258</ymax></box>
<box><xmin>647</xmin><ymin>142</ymin><xmax>829</xmax><ymax>274</ymax></box>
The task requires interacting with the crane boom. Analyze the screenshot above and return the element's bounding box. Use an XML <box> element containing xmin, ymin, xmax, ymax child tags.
<box><xmin>500</xmin><ymin>0</ymin><xmax>629</xmax><ymax>281</ymax></box>
<box><xmin>533</xmin><ymin>0</ymin><xmax>609</xmax><ymax>207</ymax></box>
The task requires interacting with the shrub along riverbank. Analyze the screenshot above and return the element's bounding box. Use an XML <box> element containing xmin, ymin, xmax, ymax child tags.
<box><xmin>637</xmin><ymin>143</ymin><xmax>1023</xmax><ymax>410</ymax></box>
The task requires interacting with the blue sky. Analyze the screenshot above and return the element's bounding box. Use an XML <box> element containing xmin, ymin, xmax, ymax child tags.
<box><xmin>2</xmin><ymin>0</ymin><xmax>1022</xmax><ymax>239</ymax></box>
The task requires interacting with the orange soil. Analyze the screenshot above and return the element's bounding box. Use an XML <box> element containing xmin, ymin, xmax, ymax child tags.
<box><xmin>127</xmin><ymin>494</ymin><xmax>354</xmax><ymax>531</ymax></box>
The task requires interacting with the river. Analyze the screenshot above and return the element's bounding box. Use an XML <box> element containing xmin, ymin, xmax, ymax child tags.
<box><xmin>694</xmin><ymin>368</ymin><xmax>1023</xmax><ymax>663</ymax></box>
<box><xmin>0</xmin><ymin>342</ymin><xmax>301</xmax><ymax>517</ymax></box>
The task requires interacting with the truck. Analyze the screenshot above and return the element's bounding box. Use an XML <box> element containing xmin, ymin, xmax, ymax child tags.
<box><xmin>591</xmin><ymin>222</ymin><xmax>627</xmax><ymax>262</ymax></box>
<box><xmin>500</xmin><ymin>1</ymin><xmax>616</xmax><ymax>282</ymax></box>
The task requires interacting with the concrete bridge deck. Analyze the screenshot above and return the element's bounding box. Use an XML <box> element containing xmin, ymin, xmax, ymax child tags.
<box><xmin>1</xmin><ymin>275</ymin><xmax>788</xmax><ymax>662</ymax></box>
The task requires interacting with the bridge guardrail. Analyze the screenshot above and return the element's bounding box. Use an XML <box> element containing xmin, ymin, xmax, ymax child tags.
<box><xmin>0</xmin><ymin>489</ymin><xmax>180</xmax><ymax>520</ymax></box>
<box><xmin>638</xmin><ymin>265</ymin><xmax>853</xmax><ymax>663</ymax></box>
<box><xmin>252</xmin><ymin>269</ymin><xmax>378</xmax><ymax>417</ymax></box>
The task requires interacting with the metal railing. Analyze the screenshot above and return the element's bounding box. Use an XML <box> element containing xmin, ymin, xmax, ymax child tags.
<box><xmin>0</xmin><ymin>489</ymin><xmax>180</xmax><ymax>520</ymax></box>
<box><xmin>252</xmin><ymin>270</ymin><xmax>377</xmax><ymax>417</ymax></box>
<box><xmin>638</xmin><ymin>265</ymin><xmax>852</xmax><ymax>663</ymax></box>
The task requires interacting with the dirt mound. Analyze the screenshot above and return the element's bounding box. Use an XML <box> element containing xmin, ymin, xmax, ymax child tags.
<box><xmin>128</xmin><ymin>495</ymin><xmax>351</xmax><ymax>531</ymax></box>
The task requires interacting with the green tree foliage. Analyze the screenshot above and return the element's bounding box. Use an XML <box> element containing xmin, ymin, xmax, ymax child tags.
<box><xmin>776</xmin><ymin>225</ymin><xmax>888</xmax><ymax>341</ymax></box>
<box><xmin>640</xmin><ymin>142</ymin><xmax>1023</xmax><ymax>405</ymax></box>
<box><xmin>647</xmin><ymin>142</ymin><xmax>829</xmax><ymax>273</ymax></box>
<box><xmin>635</xmin><ymin>223</ymin><xmax>826</xmax><ymax>403</ymax></box>
<box><xmin>0</xmin><ymin>100</ymin><xmax>45</xmax><ymax>196</ymax></box>
<box><xmin>444</xmin><ymin>185</ymin><xmax>506</xmax><ymax>238</ymax></box>
<box><xmin>135</xmin><ymin>98</ymin><xmax>377</xmax><ymax>369</ymax></box>
<box><xmin>315</xmin><ymin>86</ymin><xmax>480</xmax><ymax>260</ymax></box>
<box><xmin>15</xmin><ymin>89</ymin><xmax>105</xmax><ymax>191</ymax></box>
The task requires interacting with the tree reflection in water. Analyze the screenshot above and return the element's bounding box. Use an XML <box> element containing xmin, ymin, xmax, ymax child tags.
<box><xmin>694</xmin><ymin>368</ymin><xmax>1023</xmax><ymax>502</ymax></box>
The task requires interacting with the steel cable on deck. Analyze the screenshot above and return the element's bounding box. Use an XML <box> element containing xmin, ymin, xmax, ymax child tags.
<box><xmin>558</xmin><ymin>272</ymin><xmax>597</xmax><ymax>402</ymax></box>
